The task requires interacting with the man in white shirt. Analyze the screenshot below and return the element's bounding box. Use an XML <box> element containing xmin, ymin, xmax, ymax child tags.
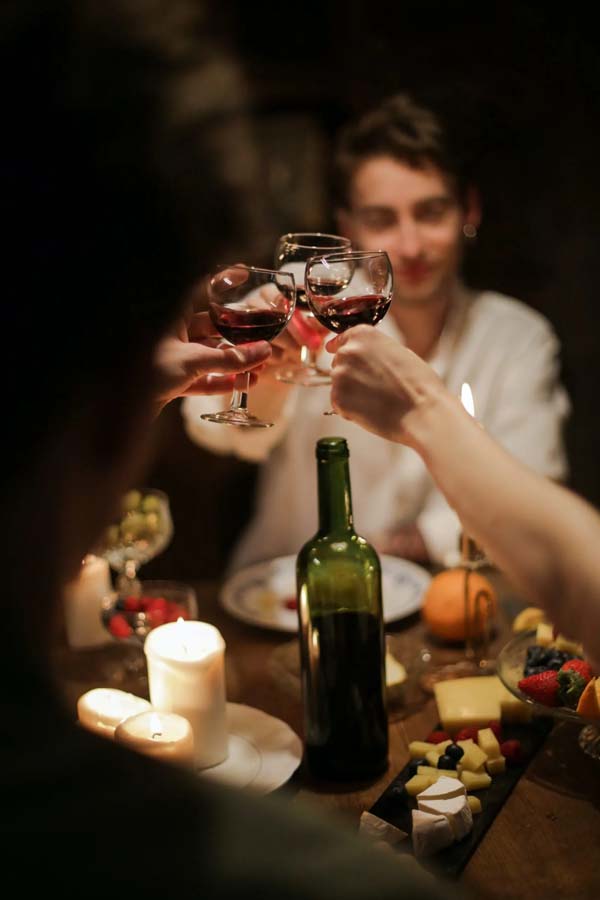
<box><xmin>183</xmin><ymin>93</ymin><xmax>569</xmax><ymax>570</ymax></box>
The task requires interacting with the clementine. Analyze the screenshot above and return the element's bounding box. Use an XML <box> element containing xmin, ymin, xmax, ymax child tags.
<box><xmin>422</xmin><ymin>568</ymin><xmax>497</xmax><ymax>642</ymax></box>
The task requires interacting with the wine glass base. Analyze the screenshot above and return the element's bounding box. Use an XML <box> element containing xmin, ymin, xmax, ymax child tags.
<box><xmin>578</xmin><ymin>724</ymin><xmax>600</xmax><ymax>760</ymax></box>
<box><xmin>275</xmin><ymin>365</ymin><xmax>331</xmax><ymax>387</ymax></box>
<box><xmin>201</xmin><ymin>410</ymin><xmax>273</xmax><ymax>428</ymax></box>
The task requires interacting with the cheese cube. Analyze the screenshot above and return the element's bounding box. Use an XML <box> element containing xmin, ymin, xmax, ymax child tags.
<box><xmin>486</xmin><ymin>755</ymin><xmax>506</xmax><ymax>775</ymax></box>
<box><xmin>434</xmin><ymin>739</ymin><xmax>453</xmax><ymax>756</ymax></box>
<box><xmin>425</xmin><ymin>749</ymin><xmax>441</xmax><ymax>768</ymax></box>
<box><xmin>460</xmin><ymin>770</ymin><xmax>492</xmax><ymax>791</ymax></box>
<box><xmin>405</xmin><ymin>774</ymin><xmax>434</xmax><ymax>796</ymax></box>
<box><xmin>457</xmin><ymin>739</ymin><xmax>488</xmax><ymax>772</ymax></box>
<box><xmin>553</xmin><ymin>634</ymin><xmax>584</xmax><ymax>656</ymax></box>
<box><xmin>467</xmin><ymin>795</ymin><xmax>482</xmax><ymax>815</ymax></box>
<box><xmin>477</xmin><ymin>728</ymin><xmax>501</xmax><ymax>759</ymax></box>
<box><xmin>536</xmin><ymin>622</ymin><xmax>554</xmax><ymax>646</ymax></box>
<box><xmin>408</xmin><ymin>741</ymin><xmax>437</xmax><ymax>759</ymax></box>
<box><xmin>417</xmin><ymin>766</ymin><xmax>459</xmax><ymax>780</ymax></box>
<box><xmin>411</xmin><ymin>809</ymin><xmax>454</xmax><ymax>857</ymax></box>
<box><xmin>417</xmin><ymin>776</ymin><xmax>467</xmax><ymax>802</ymax></box>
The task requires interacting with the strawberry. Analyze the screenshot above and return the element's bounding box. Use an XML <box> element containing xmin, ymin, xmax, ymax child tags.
<box><xmin>283</xmin><ymin>596</ymin><xmax>297</xmax><ymax>611</ymax></box>
<box><xmin>454</xmin><ymin>727</ymin><xmax>478</xmax><ymax>742</ymax></box>
<box><xmin>426</xmin><ymin>730</ymin><xmax>451</xmax><ymax>744</ymax></box>
<box><xmin>518</xmin><ymin>670</ymin><xmax>559</xmax><ymax>706</ymax></box>
<box><xmin>147</xmin><ymin>607</ymin><xmax>167</xmax><ymax>628</ymax></box>
<box><xmin>500</xmin><ymin>739</ymin><xmax>523</xmax><ymax>766</ymax></box>
<box><xmin>488</xmin><ymin>720</ymin><xmax>502</xmax><ymax>741</ymax></box>
<box><xmin>560</xmin><ymin>659</ymin><xmax>593</xmax><ymax>683</ymax></box>
<box><xmin>146</xmin><ymin>596</ymin><xmax>168</xmax><ymax>613</ymax></box>
<box><xmin>108</xmin><ymin>613</ymin><xmax>133</xmax><ymax>639</ymax></box>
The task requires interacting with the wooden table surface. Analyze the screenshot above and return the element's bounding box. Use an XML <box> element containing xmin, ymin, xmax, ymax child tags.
<box><xmin>54</xmin><ymin>574</ymin><xmax>600</xmax><ymax>900</ymax></box>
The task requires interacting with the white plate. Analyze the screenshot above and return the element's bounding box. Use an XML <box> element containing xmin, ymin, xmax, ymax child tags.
<box><xmin>220</xmin><ymin>554</ymin><xmax>430</xmax><ymax>633</ymax></box>
<box><xmin>197</xmin><ymin>702</ymin><xmax>302</xmax><ymax>794</ymax></box>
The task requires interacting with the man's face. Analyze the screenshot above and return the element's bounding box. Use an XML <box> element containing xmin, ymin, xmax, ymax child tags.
<box><xmin>340</xmin><ymin>155</ymin><xmax>472</xmax><ymax>308</ymax></box>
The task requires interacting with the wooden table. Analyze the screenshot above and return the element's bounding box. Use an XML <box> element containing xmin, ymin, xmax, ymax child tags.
<box><xmin>54</xmin><ymin>575</ymin><xmax>600</xmax><ymax>900</ymax></box>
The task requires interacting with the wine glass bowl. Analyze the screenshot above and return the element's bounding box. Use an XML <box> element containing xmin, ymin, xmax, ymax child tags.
<box><xmin>305</xmin><ymin>250</ymin><xmax>393</xmax><ymax>333</ymax></box>
<box><xmin>98</xmin><ymin>489</ymin><xmax>173</xmax><ymax>598</ymax></box>
<box><xmin>274</xmin><ymin>233</ymin><xmax>351</xmax><ymax>386</ymax></box>
<box><xmin>201</xmin><ymin>264</ymin><xmax>295</xmax><ymax>428</ymax></box>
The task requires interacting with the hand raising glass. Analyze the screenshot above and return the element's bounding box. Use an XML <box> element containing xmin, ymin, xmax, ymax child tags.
<box><xmin>200</xmin><ymin>265</ymin><xmax>295</xmax><ymax>428</ymax></box>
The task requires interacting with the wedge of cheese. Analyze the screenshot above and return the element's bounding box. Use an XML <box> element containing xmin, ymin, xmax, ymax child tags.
<box><xmin>359</xmin><ymin>811</ymin><xmax>407</xmax><ymax>846</ymax></box>
<box><xmin>416</xmin><ymin>775</ymin><xmax>466</xmax><ymax>802</ymax></box>
<box><xmin>417</xmin><ymin>794</ymin><xmax>473</xmax><ymax>841</ymax></box>
<box><xmin>411</xmin><ymin>809</ymin><xmax>454</xmax><ymax>857</ymax></box>
<box><xmin>434</xmin><ymin>676</ymin><xmax>532</xmax><ymax>733</ymax></box>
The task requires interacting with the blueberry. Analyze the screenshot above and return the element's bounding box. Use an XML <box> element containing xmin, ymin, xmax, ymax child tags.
<box><xmin>526</xmin><ymin>645</ymin><xmax>546</xmax><ymax>665</ymax></box>
<box><xmin>408</xmin><ymin>757</ymin><xmax>427</xmax><ymax>777</ymax></box>
<box><xmin>445</xmin><ymin>743</ymin><xmax>464</xmax><ymax>762</ymax></box>
<box><xmin>388</xmin><ymin>783</ymin><xmax>407</xmax><ymax>801</ymax></box>
<box><xmin>437</xmin><ymin>754</ymin><xmax>457</xmax><ymax>770</ymax></box>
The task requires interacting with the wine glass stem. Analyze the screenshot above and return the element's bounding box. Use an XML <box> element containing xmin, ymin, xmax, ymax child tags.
<box><xmin>231</xmin><ymin>372</ymin><xmax>251</xmax><ymax>412</ymax></box>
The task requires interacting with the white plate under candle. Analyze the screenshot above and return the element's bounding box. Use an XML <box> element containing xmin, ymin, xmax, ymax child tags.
<box><xmin>197</xmin><ymin>702</ymin><xmax>301</xmax><ymax>794</ymax></box>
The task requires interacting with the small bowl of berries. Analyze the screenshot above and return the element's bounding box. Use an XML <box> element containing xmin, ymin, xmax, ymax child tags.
<box><xmin>497</xmin><ymin>628</ymin><xmax>600</xmax><ymax>760</ymax></box>
<box><xmin>102</xmin><ymin>581</ymin><xmax>198</xmax><ymax>645</ymax></box>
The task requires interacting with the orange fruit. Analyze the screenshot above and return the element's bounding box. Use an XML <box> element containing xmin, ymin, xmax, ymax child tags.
<box><xmin>421</xmin><ymin>568</ymin><xmax>497</xmax><ymax>643</ymax></box>
<box><xmin>576</xmin><ymin>677</ymin><xmax>600</xmax><ymax>719</ymax></box>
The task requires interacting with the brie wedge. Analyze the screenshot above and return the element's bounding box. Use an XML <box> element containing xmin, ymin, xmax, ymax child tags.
<box><xmin>411</xmin><ymin>809</ymin><xmax>454</xmax><ymax>857</ymax></box>
<box><xmin>417</xmin><ymin>794</ymin><xmax>473</xmax><ymax>841</ymax></box>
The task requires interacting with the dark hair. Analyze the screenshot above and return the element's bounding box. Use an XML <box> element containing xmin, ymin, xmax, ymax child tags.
<box><xmin>332</xmin><ymin>93</ymin><xmax>473</xmax><ymax>209</ymax></box>
<box><xmin>1</xmin><ymin>0</ymin><xmax>249</xmax><ymax>469</ymax></box>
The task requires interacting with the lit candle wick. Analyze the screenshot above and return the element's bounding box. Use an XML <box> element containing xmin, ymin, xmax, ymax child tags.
<box><xmin>152</xmin><ymin>731</ymin><xmax>163</xmax><ymax>740</ymax></box>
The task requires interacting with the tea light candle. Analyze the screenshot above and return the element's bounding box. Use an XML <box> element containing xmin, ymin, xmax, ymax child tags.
<box><xmin>144</xmin><ymin>620</ymin><xmax>228</xmax><ymax>769</ymax></box>
<box><xmin>114</xmin><ymin>711</ymin><xmax>195</xmax><ymax>767</ymax></box>
<box><xmin>77</xmin><ymin>688</ymin><xmax>152</xmax><ymax>738</ymax></box>
<box><xmin>64</xmin><ymin>554</ymin><xmax>112</xmax><ymax>649</ymax></box>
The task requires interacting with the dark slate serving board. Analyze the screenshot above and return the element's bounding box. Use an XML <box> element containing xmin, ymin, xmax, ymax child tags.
<box><xmin>369</xmin><ymin>718</ymin><xmax>553</xmax><ymax>878</ymax></box>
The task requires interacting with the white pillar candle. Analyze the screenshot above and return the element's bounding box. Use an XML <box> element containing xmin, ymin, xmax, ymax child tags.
<box><xmin>63</xmin><ymin>554</ymin><xmax>112</xmax><ymax>649</ymax></box>
<box><xmin>144</xmin><ymin>620</ymin><xmax>228</xmax><ymax>769</ymax></box>
<box><xmin>77</xmin><ymin>688</ymin><xmax>152</xmax><ymax>738</ymax></box>
<box><xmin>114</xmin><ymin>711</ymin><xmax>195</xmax><ymax>767</ymax></box>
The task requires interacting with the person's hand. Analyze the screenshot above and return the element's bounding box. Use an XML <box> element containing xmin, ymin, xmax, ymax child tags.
<box><xmin>371</xmin><ymin>524</ymin><xmax>430</xmax><ymax>563</ymax></box>
<box><xmin>152</xmin><ymin>310</ymin><xmax>271</xmax><ymax>412</ymax></box>
<box><xmin>326</xmin><ymin>325</ymin><xmax>446</xmax><ymax>445</ymax></box>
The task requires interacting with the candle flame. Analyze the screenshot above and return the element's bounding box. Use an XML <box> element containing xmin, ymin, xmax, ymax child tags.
<box><xmin>460</xmin><ymin>382</ymin><xmax>475</xmax><ymax>418</ymax></box>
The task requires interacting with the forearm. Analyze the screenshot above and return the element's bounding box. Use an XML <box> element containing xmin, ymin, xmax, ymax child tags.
<box><xmin>406</xmin><ymin>389</ymin><xmax>600</xmax><ymax>653</ymax></box>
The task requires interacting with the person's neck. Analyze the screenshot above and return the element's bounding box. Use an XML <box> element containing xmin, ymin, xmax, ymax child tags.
<box><xmin>391</xmin><ymin>281</ymin><xmax>460</xmax><ymax>360</ymax></box>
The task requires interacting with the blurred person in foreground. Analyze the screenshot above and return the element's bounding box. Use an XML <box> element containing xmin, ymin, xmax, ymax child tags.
<box><xmin>0</xmin><ymin>1</ymin><xmax>456</xmax><ymax>895</ymax></box>
<box><xmin>327</xmin><ymin>325</ymin><xmax>600</xmax><ymax>670</ymax></box>
<box><xmin>184</xmin><ymin>93</ymin><xmax>569</xmax><ymax>572</ymax></box>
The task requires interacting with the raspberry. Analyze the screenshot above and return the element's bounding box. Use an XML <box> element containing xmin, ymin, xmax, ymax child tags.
<box><xmin>488</xmin><ymin>720</ymin><xmax>503</xmax><ymax>741</ymax></box>
<box><xmin>108</xmin><ymin>613</ymin><xmax>133</xmax><ymax>639</ymax></box>
<box><xmin>454</xmin><ymin>727</ymin><xmax>479</xmax><ymax>742</ymax></box>
<box><xmin>425</xmin><ymin>730</ymin><xmax>451</xmax><ymax>744</ymax></box>
<box><xmin>500</xmin><ymin>739</ymin><xmax>523</xmax><ymax>766</ymax></box>
<box><xmin>123</xmin><ymin>595</ymin><xmax>142</xmax><ymax>612</ymax></box>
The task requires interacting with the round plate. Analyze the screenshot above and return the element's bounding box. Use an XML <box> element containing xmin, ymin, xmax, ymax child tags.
<box><xmin>220</xmin><ymin>554</ymin><xmax>430</xmax><ymax>632</ymax></box>
<box><xmin>497</xmin><ymin>629</ymin><xmax>596</xmax><ymax>724</ymax></box>
<box><xmin>197</xmin><ymin>702</ymin><xmax>302</xmax><ymax>794</ymax></box>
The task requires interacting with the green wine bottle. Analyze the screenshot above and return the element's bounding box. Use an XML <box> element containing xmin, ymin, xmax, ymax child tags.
<box><xmin>296</xmin><ymin>437</ymin><xmax>388</xmax><ymax>781</ymax></box>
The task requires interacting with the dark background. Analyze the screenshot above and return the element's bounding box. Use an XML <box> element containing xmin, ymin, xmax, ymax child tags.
<box><xmin>144</xmin><ymin>1</ymin><xmax>600</xmax><ymax>581</ymax></box>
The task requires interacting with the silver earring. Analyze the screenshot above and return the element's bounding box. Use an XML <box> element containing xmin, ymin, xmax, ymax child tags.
<box><xmin>463</xmin><ymin>223</ymin><xmax>478</xmax><ymax>239</ymax></box>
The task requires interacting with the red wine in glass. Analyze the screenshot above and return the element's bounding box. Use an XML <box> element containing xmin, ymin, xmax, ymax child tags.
<box><xmin>309</xmin><ymin>293</ymin><xmax>391</xmax><ymax>333</ymax></box>
<box><xmin>209</xmin><ymin>304</ymin><xmax>290</xmax><ymax>344</ymax></box>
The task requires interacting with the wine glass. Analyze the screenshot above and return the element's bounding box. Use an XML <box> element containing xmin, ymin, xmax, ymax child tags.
<box><xmin>304</xmin><ymin>250</ymin><xmax>393</xmax><ymax>413</ymax></box>
<box><xmin>201</xmin><ymin>264</ymin><xmax>295</xmax><ymax>428</ymax></box>
<box><xmin>274</xmin><ymin>233</ymin><xmax>351</xmax><ymax>386</ymax></box>
<box><xmin>98</xmin><ymin>488</ymin><xmax>173</xmax><ymax>600</ymax></box>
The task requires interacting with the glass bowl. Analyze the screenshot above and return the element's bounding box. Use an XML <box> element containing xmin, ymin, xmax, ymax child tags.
<box><xmin>101</xmin><ymin>580</ymin><xmax>198</xmax><ymax>647</ymax></box>
<box><xmin>497</xmin><ymin>629</ymin><xmax>600</xmax><ymax>759</ymax></box>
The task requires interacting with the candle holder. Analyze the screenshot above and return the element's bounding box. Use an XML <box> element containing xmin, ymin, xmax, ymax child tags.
<box><xmin>417</xmin><ymin>531</ymin><xmax>496</xmax><ymax>693</ymax></box>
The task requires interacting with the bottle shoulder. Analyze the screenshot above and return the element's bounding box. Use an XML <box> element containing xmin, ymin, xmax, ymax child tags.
<box><xmin>297</xmin><ymin>534</ymin><xmax>381</xmax><ymax>567</ymax></box>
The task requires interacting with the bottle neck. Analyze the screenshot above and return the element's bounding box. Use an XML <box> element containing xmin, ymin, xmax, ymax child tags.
<box><xmin>317</xmin><ymin>456</ymin><xmax>355</xmax><ymax>536</ymax></box>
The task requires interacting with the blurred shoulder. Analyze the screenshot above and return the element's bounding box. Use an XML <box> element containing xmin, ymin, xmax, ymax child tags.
<box><xmin>468</xmin><ymin>290</ymin><xmax>559</xmax><ymax>345</ymax></box>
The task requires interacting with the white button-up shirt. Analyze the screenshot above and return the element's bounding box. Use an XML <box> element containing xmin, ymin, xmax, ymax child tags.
<box><xmin>182</xmin><ymin>290</ymin><xmax>569</xmax><ymax>570</ymax></box>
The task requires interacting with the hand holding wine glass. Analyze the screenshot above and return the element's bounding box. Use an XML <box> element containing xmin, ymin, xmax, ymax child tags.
<box><xmin>304</xmin><ymin>250</ymin><xmax>393</xmax><ymax>414</ymax></box>
<box><xmin>200</xmin><ymin>265</ymin><xmax>295</xmax><ymax>428</ymax></box>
